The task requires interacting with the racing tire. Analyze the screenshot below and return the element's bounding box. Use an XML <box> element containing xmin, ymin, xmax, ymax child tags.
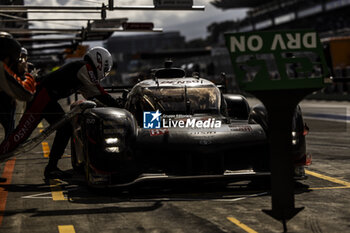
<box><xmin>71</xmin><ymin>139</ymin><xmax>84</xmax><ymax>173</ymax></box>
<box><xmin>84</xmin><ymin>161</ymin><xmax>94</xmax><ymax>188</ymax></box>
<box><xmin>84</xmin><ymin>160</ymin><xmax>109</xmax><ymax>189</ymax></box>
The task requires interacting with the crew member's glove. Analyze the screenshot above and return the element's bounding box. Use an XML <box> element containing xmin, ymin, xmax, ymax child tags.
<box><xmin>22</xmin><ymin>73</ymin><xmax>37</xmax><ymax>94</ymax></box>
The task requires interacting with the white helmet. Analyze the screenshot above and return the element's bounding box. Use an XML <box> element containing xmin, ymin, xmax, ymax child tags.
<box><xmin>20</xmin><ymin>47</ymin><xmax>28</xmax><ymax>62</ymax></box>
<box><xmin>84</xmin><ymin>46</ymin><xmax>113</xmax><ymax>81</ymax></box>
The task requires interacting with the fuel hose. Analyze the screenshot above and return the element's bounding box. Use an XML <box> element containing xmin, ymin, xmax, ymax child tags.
<box><xmin>0</xmin><ymin>101</ymin><xmax>96</xmax><ymax>163</ymax></box>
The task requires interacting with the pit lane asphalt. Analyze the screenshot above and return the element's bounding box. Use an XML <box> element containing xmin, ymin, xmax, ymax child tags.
<box><xmin>1</xmin><ymin>100</ymin><xmax>350</xmax><ymax>233</ymax></box>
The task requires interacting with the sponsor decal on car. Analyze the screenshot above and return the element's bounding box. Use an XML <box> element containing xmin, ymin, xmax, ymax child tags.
<box><xmin>190</xmin><ymin>131</ymin><xmax>216</xmax><ymax>135</ymax></box>
<box><xmin>149</xmin><ymin>128</ymin><xmax>169</xmax><ymax>136</ymax></box>
<box><xmin>229</xmin><ymin>125</ymin><xmax>252</xmax><ymax>132</ymax></box>
<box><xmin>159</xmin><ymin>80</ymin><xmax>200</xmax><ymax>85</ymax></box>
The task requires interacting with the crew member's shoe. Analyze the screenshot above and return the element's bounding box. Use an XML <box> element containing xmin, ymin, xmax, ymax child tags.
<box><xmin>0</xmin><ymin>177</ymin><xmax>7</xmax><ymax>182</ymax></box>
<box><xmin>44</xmin><ymin>166</ymin><xmax>72</xmax><ymax>179</ymax></box>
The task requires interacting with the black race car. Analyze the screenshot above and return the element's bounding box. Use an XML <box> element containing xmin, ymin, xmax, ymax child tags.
<box><xmin>70</xmin><ymin>65</ymin><xmax>310</xmax><ymax>187</ymax></box>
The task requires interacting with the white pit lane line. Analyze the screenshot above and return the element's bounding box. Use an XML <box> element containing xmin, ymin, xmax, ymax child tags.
<box><xmin>21</xmin><ymin>192</ymin><xmax>53</xmax><ymax>199</ymax></box>
<box><xmin>300</xmin><ymin>102</ymin><xmax>350</xmax><ymax>123</ymax></box>
<box><xmin>220</xmin><ymin>192</ymin><xmax>268</xmax><ymax>202</ymax></box>
<box><xmin>21</xmin><ymin>185</ymin><xmax>79</xmax><ymax>199</ymax></box>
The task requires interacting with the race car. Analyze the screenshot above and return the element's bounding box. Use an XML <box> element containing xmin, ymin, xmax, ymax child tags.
<box><xmin>70</xmin><ymin>64</ymin><xmax>309</xmax><ymax>187</ymax></box>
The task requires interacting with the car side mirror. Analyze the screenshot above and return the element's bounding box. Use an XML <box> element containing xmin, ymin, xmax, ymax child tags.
<box><xmin>224</xmin><ymin>94</ymin><xmax>250</xmax><ymax>120</ymax></box>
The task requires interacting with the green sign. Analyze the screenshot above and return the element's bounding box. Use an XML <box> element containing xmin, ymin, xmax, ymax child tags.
<box><xmin>225</xmin><ymin>30</ymin><xmax>329</xmax><ymax>91</ymax></box>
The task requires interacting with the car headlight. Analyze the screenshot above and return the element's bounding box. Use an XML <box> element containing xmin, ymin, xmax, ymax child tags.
<box><xmin>104</xmin><ymin>137</ymin><xmax>122</xmax><ymax>153</ymax></box>
<box><xmin>105</xmin><ymin>138</ymin><xmax>119</xmax><ymax>145</ymax></box>
<box><xmin>102</xmin><ymin>121</ymin><xmax>126</xmax><ymax>153</ymax></box>
<box><xmin>291</xmin><ymin>131</ymin><xmax>299</xmax><ymax>145</ymax></box>
<box><xmin>105</xmin><ymin>147</ymin><xmax>120</xmax><ymax>153</ymax></box>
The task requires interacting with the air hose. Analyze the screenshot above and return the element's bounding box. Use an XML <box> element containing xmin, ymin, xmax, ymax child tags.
<box><xmin>0</xmin><ymin>101</ymin><xmax>96</xmax><ymax>163</ymax></box>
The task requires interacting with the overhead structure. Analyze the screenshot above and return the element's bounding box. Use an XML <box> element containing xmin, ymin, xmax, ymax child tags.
<box><xmin>2</xmin><ymin>18</ymin><xmax>163</xmax><ymax>45</ymax></box>
<box><xmin>211</xmin><ymin>0</ymin><xmax>266</xmax><ymax>9</ymax></box>
<box><xmin>27</xmin><ymin>44</ymin><xmax>76</xmax><ymax>52</ymax></box>
<box><xmin>211</xmin><ymin>0</ymin><xmax>350</xmax><ymax>39</ymax></box>
<box><xmin>0</xmin><ymin>9</ymin><xmax>101</xmax><ymax>14</ymax></box>
<box><xmin>0</xmin><ymin>0</ymin><xmax>28</xmax><ymax>33</ymax></box>
<box><xmin>0</xmin><ymin>0</ymin><xmax>205</xmax><ymax>66</ymax></box>
<box><xmin>0</xmin><ymin>3</ymin><xmax>205</xmax><ymax>12</ymax></box>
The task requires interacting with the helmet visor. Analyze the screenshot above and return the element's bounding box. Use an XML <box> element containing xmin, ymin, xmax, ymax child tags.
<box><xmin>103</xmin><ymin>62</ymin><xmax>112</xmax><ymax>78</ymax></box>
<box><xmin>104</xmin><ymin>67</ymin><xmax>111</xmax><ymax>77</ymax></box>
<box><xmin>18</xmin><ymin>53</ymin><xmax>27</xmax><ymax>63</ymax></box>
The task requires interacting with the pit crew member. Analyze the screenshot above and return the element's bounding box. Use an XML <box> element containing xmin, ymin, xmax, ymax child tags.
<box><xmin>0</xmin><ymin>47</ymin><xmax>121</xmax><ymax>179</ymax></box>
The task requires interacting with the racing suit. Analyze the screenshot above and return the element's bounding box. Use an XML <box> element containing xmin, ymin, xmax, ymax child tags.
<box><xmin>0</xmin><ymin>60</ymin><xmax>121</xmax><ymax>174</ymax></box>
<box><xmin>0</xmin><ymin>61</ymin><xmax>36</xmax><ymax>139</ymax></box>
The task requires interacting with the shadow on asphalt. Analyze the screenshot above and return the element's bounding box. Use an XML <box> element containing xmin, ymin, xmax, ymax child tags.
<box><xmin>0</xmin><ymin>171</ymin><xmax>311</xmax><ymax>219</ymax></box>
<box><xmin>1</xmin><ymin>201</ymin><xmax>163</xmax><ymax>217</ymax></box>
<box><xmin>0</xmin><ymin>168</ymin><xmax>311</xmax><ymax>206</ymax></box>
<box><xmin>54</xmin><ymin>170</ymin><xmax>312</xmax><ymax>205</ymax></box>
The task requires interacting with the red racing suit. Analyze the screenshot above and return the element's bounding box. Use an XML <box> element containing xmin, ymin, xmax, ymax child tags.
<box><xmin>0</xmin><ymin>61</ymin><xmax>36</xmax><ymax>138</ymax></box>
<box><xmin>0</xmin><ymin>60</ymin><xmax>121</xmax><ymax>162</ymax></box>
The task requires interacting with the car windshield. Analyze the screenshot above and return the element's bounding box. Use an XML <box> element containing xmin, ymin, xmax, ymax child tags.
<box><xmin>142</xmin><ymin>85</ymin><xmax>220</xmax><ymax>114</ymax></box>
